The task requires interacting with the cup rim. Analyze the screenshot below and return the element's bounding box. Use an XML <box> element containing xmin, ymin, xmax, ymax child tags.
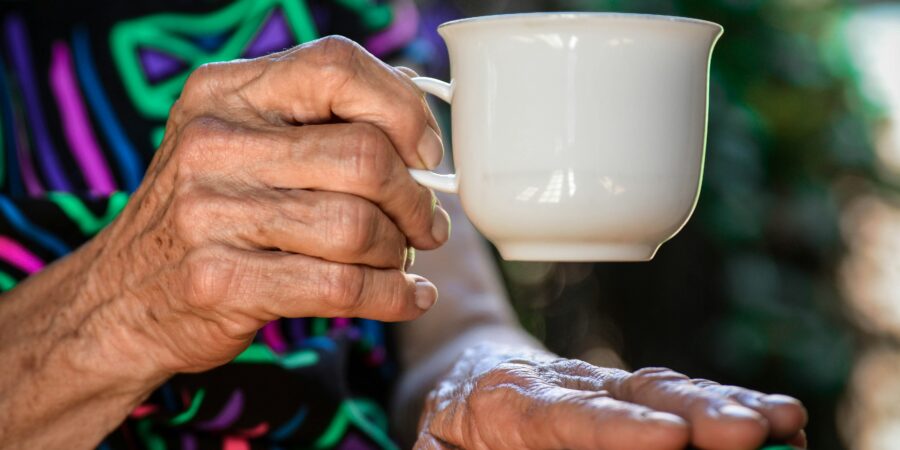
<box><xmin>438</xmin><ymin>12</ymin><xmax>723</xmax><ymax>34</ymax></box>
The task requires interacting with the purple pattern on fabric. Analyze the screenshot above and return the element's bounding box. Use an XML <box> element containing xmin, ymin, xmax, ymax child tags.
<box><xmin>367</xmin><ymin>346</ymin><xmax>386</xmax><ymax>366</ymax></box>
<box><xmin>49</xmin><ymin>41</ymin><xmax>116</xmax><ymax>194</ymax></box>
<box><xmin>288</xmin><ymin>318</ymin><xmax>306</xmax><ymax>345</ymax></box>
<box><xmin>262</xmin><ymin>321</ymin><xmax>288</xmax><ymax>354</ymax></box>
<box><xmin>365</xmin><ymin>1</ymin><xmax>419</xmax><ymax>57</ymax></box>
<box><xmin>195</xmin><ymin>389</ymin><xmax>245</xmax><ymax>431</ymax></box>
<box><xmin>243</xmin><ymin>10</ymin><xmax>292</xmax><ymax>58</ymax></box>
<box><xmin>4</xmin><ymin>15</ymin><xmax>71</xmax><ymax>191</ymax></box>
<box><xmin>413</xmin><ymin>3</ymin><xmax>458</xmax><ymax>72</ymax></box>
<box><xmin>139</xmin><ymin>48</ymin><xmax>188</xmax><ymax>83</ymax></box>
<box><xmin>12</xmin><ymin>102</ymin><xmax>43</xmax><ymax>195</ymax></box>
<box><xmin>337</xmin><ymin>432</ymin><xmax>378</xmax><ymax>450</ymax></box>
<box><xmin>181</xmin><ymin>433</ymin><xmax>198</xmax><ymax>450</ymax></box>
<box><xmin>311</xmin><ymin>4</ymin><xmax>331</xmax><ymax>31</ymax></box>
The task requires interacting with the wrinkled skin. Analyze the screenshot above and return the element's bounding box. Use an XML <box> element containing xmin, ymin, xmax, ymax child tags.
<box><xmin>62</xmin><ymin>35</ymin><xmax>452</xmax><ymax>381</ymax></box>
<box><xmin>0</xmin><ymin>35</ymin><xmax>456</xmax><ymax>449</ymax></box>
<box><xmin>415</xmin><ymin>345</ymin><xmax>807</xmax><ymax>450</ymax></box>
<box><xmin>0</xmin><ymin>34</ymin><xmax>808</xmax><ymax>450</ymax></box>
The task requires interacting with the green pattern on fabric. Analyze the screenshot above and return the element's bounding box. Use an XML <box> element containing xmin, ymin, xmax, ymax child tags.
<box><xmin>0</xmin><ymin>271</ymin><xmax>16</xmax><ymax>291</ymax></box>
<box><xmin>313</xmin><ymin>399</ymin><xmax>397</xmax><ymax>450</ymax></box>
<box><xmin>333</xmin><ymin>0</ymin><xmax>393</xmax><ymax>30</ymax></box>
<box><xmin>151</xmin><ymin>126</ymin><xmax>165</xmax><ymax>150</ymax></box>
<box><xmin>136</xmin><ymin>418</ymin><xmax>168</xmax><ymax>450</ymax></box>
<box><xmin>233</xmin><ymin>342</ymin><xmax>320</xmax><ymax>368</ymax></box>
<box><xmin>109</xmin><ymin>0</ymin><xmax>319</xmax><ymax>121</ymax></box>
<box><xmin>312</xmin><ymin>318</ymin><xmax>328</xmax><ymax>336</ymax></box>
<box><xmin>46</xmin><ymin>191</ymin><xmax>128</xmax><ymax>235</ymax></box>
<box><xmin>169</xmin><ymin>388</ymin><xmax>206</xmax><ymax>425</ymax></box>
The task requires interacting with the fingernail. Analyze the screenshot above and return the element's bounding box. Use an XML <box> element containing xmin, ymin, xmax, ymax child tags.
<box><xmin>417</xmin><ymin>127</ymin><xmax>443</xmax><ymax>170</ymax></box>
<box><xmin>645</xmin><ymin>412</ymin><xmax>687</xmax><ymax>426</ymax></box>
<box><xmin>432</xmin><ymin>206</ymin><xmax>451</xmax><ymax>243</ymax></box>
<box><xmin>404</xmin><ymin>247</ymin><xmax>416</xmax><ymax>272</ymax></box>
<box><xmin>414</xmin><ymin>278</ymin><xmax>438</xmax><ymax>310</ymax></box>
<box><xmin>719</xmin><ymin>404</ymin><xmax>763</xmax><ymax>420</ymax></box>
<box><xmin>762</xmin><ymin>394</ymin><xmax>801</xmax><ymax>406</ymax></box>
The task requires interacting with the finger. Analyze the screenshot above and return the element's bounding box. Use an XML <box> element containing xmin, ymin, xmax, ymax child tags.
<box><xmin>394</xmin><ymin>66</ymin><xmax>441</xmax><ymax>136</ymax></box>
<box><xmin>413</xmin><ymin>433</ymin><xmax>452</xmax><ymax>450</ymax></box>
<box><xmin>428</xmin><ymin>380</ymin><xmax>689</xmax><ymax>450</ymax></box>
<box><xmin>177</xmin><ymin>118</ymin><xmax>449</xmax><ymax>250</ymax></box>
<box><xmin>546</xmin><ymin>358</ymin><xmax>622</xmax><ymax>391</ymax></box>
<box><xmin>517</xmin><ymin>387</ymin><xmax>689</xmax><ymax>450</ymax></box>
<box><xmin>240</xmin><ymin>36</ymin><xmax>444</xmax><ymax>170</ymax></box>
<box><xmin>179</xmin><ymin>186</ymin><xmax>408</xmax><ymax>269</ymax></box>
<box><xmin>182</xmin><ymin>246</ymin><xmax>438</xmax><ymax>322</ymax></box>
<box><xmin>610</xmin><ymin>368</ymin><xmax>770</xmax><ymax>450</ymax></box>
<box><xmin>786</xmin><ymin>429</ymin><xmax>807</xmax><ymax>448</ymax></box>
<box><xmin>691</xmin><ymin>380</ymin><xmax>808</xmax><ymax>440</ymax></box>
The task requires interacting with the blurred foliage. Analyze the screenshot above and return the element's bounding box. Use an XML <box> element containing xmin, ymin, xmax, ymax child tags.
<box><xmin>419</xmin><ymin>1</ymin><xmax>893</xmax><ymax>449</ymax></box>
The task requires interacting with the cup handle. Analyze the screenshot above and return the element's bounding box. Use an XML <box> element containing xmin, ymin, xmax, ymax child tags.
<box><xmin>408</xmin><ymin>77</ymin><xmax>458</xmax><ymax>194</ymax></box>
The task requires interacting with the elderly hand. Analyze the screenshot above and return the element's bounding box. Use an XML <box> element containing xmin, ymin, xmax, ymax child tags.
<box><xmin>74</xmin><ymin>36</ymin><xmax>449</xmax><ymax>380</ymax></box>
<box><xmin>415</xmin><ymin>345</ymin><xmax>807</xmax><ymax>450</ymax></box>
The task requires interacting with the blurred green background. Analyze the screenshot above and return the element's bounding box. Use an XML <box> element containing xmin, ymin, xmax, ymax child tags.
<box><xmin>410</xmin><ymin>1</ymin><xmax>900</xmax><ymax>449</ymax></box>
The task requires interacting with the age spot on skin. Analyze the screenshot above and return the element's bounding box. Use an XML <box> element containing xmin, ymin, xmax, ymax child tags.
<box><xmin>19</xmin><ymin>354</ymin><xmax>36</xmax><ymax>372</ymax></box>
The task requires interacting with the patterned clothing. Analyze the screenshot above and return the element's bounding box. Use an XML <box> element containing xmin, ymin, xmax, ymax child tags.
<box><xmin>0</xmin><ymin>1</ymin><xmax>454</xmax><ymax>448</ymax></box>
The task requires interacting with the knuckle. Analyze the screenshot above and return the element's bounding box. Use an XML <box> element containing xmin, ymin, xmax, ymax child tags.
<box><xmin>176</xmin><ymin>116</ymin><xmax>230</xmax><ymax>165</ymax></box>
<box><xmin>413</xmin><ymin>188</ymin><xmax>437</xmax><ymax>225</ymax></box>
<box><xmin>182</xmin><ymin>246</ymin><xmax>236</xmax><ymax>308</ymax></box>
<box><xmin>182</xmin><ymin>64</ymin><xmax>209</xmax><ymax>96</ymax></box>
<box><xmin>314</xmin><ymin>35</ymin><xmax>360</xmax><ymax>60</ymax></box>
<box><xmin>171</xmin><ymin>188</ymin><xmax>219</xmax><ymax>244</ymax></box>
<box><xmin>632</xmin><ymin>366</ymin><xmax>686</xmax><ymax>380</ymax></box>
<box><xmin>398</xmin><ymin>187</ymin><xmax>437</xmax><ymax>245</ymax></box>
<box><xmin>381</xmin><ymin>272</ymin><xmax>413</xmax><ymax>316</ymax></box>
<box><xmin>181</xmin><ymin>63</ymin><xmax>219</xmax><ymax>103</ymax></box>
<box><xmin>342</xmin><ymin>123</ymin><xmax>396</xmax><ymax>194</ymax></box>
<box><xmin>470</xmin><ymin>368</ymin><xmax>529</xmax><ymax>411</ymax></box>
<box><xmin>307</xmin><ymin>35</ymin><xmax>361</xmax><ymax>83</ymax></box>
<box><xmin>622</xmin><ymin>367</ymin><xmax>689</xmax><ymax>397</ymax></box>
<box><xmin>475</xmin><ymin>363</ymin><xmax>529</xmax><ymax>391</ymax></box>
<box><xmin>691</xmin><ymin>378</ymin><xmax>719</xmax><ymax>388</ymax></box>
<box><xmin>560</xmin><ymin>359</ymin><xmax>596</xmax><ymax>374</ymax></box>
<box><xmin>345</xmin><ymin>123</ymin><xmax>393</xmax><ymax>184</ymax></box>
<box><xmin>318</xmin><ymin>262</ymin><xmax>365</xmax><ymax>313</ymax></box>
<box><xmin>325</xmin><ymin>196</ymin><xmax>379</xmax><ymax>258</ymax></box>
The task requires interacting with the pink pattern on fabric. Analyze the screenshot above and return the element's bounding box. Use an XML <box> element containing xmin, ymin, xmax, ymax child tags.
<box><xmin>365</xmin><ymin>1</ymin><xmax>419</xmax><ymax>57</ymax></box>
<box><xmin>130</xmin><ymin>404</ymin><xmax>159</xmax><ymax>419</ymax></box>
<box><xmin>196</xmin><ymin>389</ymin><xmax>245</xmax><ymax>431</ymax></box>
<box><xmin>0</xmin><ymin>235</ymin><xmax>44</xmax><ymax>273</ymax></box>
<box><xmin>48</xmin><ymin>41</ymin><xmax>116</xmax><ymax>194</ymax></box>
<box><xmin>222</xmin><ymin>436</ymin><xmax>250</xmax><ymax>450</ymax></box>
<box><xmin>367</xmin><ymin>346</ymin><xmax>386</xmax><ymax>366</ymax></box>
<box><xmin>238</xmin><ymin>422</ymin><xmax>269</xmax><ymax>438</ymax></box>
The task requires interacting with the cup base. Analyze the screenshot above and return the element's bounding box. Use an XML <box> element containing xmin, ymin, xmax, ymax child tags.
<box><xmin>496</xmin><ymin>242</ymin><xmax>659</xmax><ymax>262</ymax></box>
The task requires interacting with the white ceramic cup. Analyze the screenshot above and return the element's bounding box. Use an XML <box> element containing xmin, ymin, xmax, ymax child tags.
<box><xmin>409</xmin><ymin>13</ymin><xmax>723</xmax><ymax>261</ymax></box>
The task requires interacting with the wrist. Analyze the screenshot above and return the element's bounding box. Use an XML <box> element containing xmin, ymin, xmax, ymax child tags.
<box><xmin>75</xmin><ymin>248</ymin><xmax>172</xmax><ymax>396</ymax></box>
<box><xmin>45</xmin><ymin>235</ymin><xmax>169</xmax><ymax>400</ymax></box>
<box><xmin>392</xmin><ymin>325</ymin><xmax>546</xmax><ymax>444</ymax></box>
<box><xmin>444</xmin><ymin>334</ymin><xmax>555</xmax><ymax>382</ymax></box>
<box><xmin>63</xmin><ymin>297</ymin><xmax>171</xmax><ymax>399</ymax></box>
<box><xmin>0</xmin><ymin>236</ymin><xmax>166</xmax><ymax>446</ymax></box>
